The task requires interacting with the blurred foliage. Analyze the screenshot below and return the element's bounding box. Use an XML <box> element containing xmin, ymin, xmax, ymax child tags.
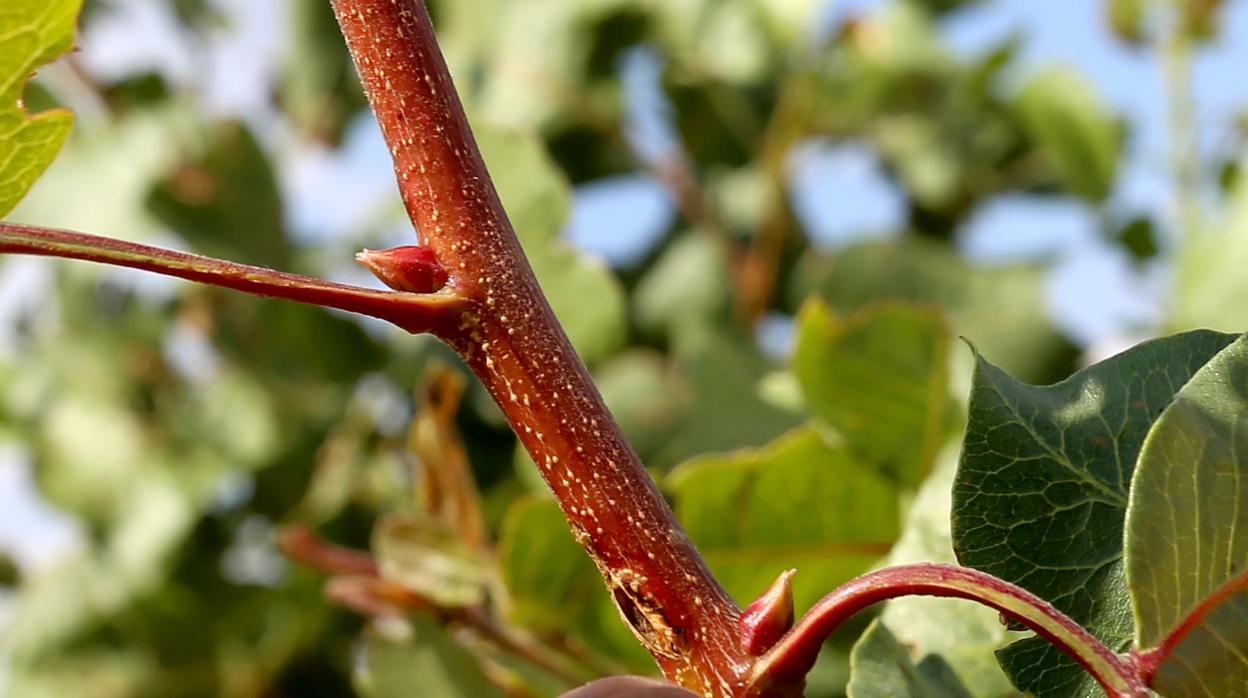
<box><xmin>1</xmin><ymin>0</ymin><xmax>1246</xmax><ymax>697</ymax></box>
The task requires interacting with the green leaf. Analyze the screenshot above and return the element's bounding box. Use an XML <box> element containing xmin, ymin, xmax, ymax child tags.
<box><xmin>373</xmin><ymin>513</ymin><xmax>489</xmax><ymax>608</ymax></box>
<box><xmin>666</xmin><ymin>426</ymin><xmax>900</xmax><ymax>612</ymax></box>
<box><xmin>633</xmin><ymin>233</ymin><xmax>733</xmax><ymax>343</ymax></box>
<box><xmin>496</xmin><ymin>496</ymin><xmax>653</xmax><ymax>669</ymax></box>
<box><xmin>1126</xmin><ymin>334</ymin><xmax>1248</xmax><ymax>648</ymax></box>
<box><xmin>354</xmin><ymin>621</ymin><xmax>506</xmax><ymax>698</ymax></box>
<box><xmin>952</xmin><ymin>329</ymin><xmax>1237</xmax><ymax>696</ymax></box>
<box><xmin>476</xmin><ymin>124</ymin><xmax>627</xmax><ymax>365</ymax></box>
<box><xmin>497</xmin><ymin>495</ymin><xmax>599</xmax><ymax>630</ymax></box>
<box><xmin>593</xmin><ymin>349</ymin><xmax>689</xmax><ymax>460</ymax></box>
<box><xmin>1013</xmin><ymin>67</ymin><xmax>1123</xmax><ymax>201</ymax></box>
<box><xmin>1149</xmin><ymin>572</ymin><xmax>1248</xmax><ymax>698</ymax></box>
<box><xmin>655</xmin><ymin>326</ymin><xmax>803</xmax><ymax>468</ymax></box>
<box><xmin>793</xmin><ymin>239</ymin><xmax>1078</xmax><ymax>385</ymax></box>
<box><xmin>0</xmin><ymin>0</ymin><xmax>80</xmax><ymax>217</ymax></box>
<box><xmin>847</xmin><ymin>620</ymin><xmax>973</xmax><ymax>698</ymax></box>
<box><xmin>792</xmin><ymin>299</ymin><xmax>951</xmax><ymax>488</ymax></box>
<box><xmin>877</xmin><ymin>448</ymin><xmax>1015</xmax><ymax>696</ymax></box>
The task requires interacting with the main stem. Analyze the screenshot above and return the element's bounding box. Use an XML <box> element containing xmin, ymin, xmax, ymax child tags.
<box><xmin>328</xmin><ymin>1</ymin><xmax>755</xmax><ymax>693</ymax></box>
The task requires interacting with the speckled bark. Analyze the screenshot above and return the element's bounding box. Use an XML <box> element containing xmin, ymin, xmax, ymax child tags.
<box><xmin>329</xmin><ymin>1</ymin><xmax>766</xmax><ymax>693</ymax></box>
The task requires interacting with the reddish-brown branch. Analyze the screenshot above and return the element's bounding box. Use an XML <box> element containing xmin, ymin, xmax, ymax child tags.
<box><xmin>0</xmin><ymin>223</ymin><xmax>465</xmax><ymax>334</ymax></box>
<box><xmin>277</xmin><ymin>524</ymin><xmax>379</xmax><ymax>577</ymax></box>
<box><xmin>328</xmin><ymin>1</ymin><xmax>758</xmax><ymax>693</ymax></box>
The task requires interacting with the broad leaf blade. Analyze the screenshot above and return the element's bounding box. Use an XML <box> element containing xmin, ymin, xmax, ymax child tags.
<box><xmin>1149</xmin><ymin>572</ymin><xmax>1248</xmax><ymax>698</ymax></box>
<box><xmin>666</xmin><ymin>426</ymin><xmax>900</xmax><ymax>612</ymax></box>
<box><xmin>847</xmin><ymin>620</ymin><xmax>973</xmax><ymax>698</ymax></box>
<box><xmin>0</xmin><ymin>0</ymin><xmax>80</xmax><ymax>217</ymax></box>
<box><xmin>1126</xmin><ymin>334</ymin><xmax>1248</xmax><ymax>650</ymax></box>
<box><xmin>792</xmin><ymin>299</ymin><xmax>951</xmax><ymax>488</ymax></box>
<box><xmin>951</xmin><ymin>330</ymin><xmax>1237</xmax><ymax>696</ymax></box>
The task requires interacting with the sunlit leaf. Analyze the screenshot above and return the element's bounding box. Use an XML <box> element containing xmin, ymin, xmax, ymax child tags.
<box><xmin>794</xmin><ymin>239</ymin><xmax>1078</xmax><ymax>384</ymax></box>
<box><xmin>1126</xmin><ymin>334</ymin><xmax>1248</xmax><ymax>649</ymax></box>
<box><xmin>952</xmin><ymin>330</ymin><xmax>1237</xmax><ymax>696</ymax></box>
<box><xmin>792</xmin><ymin>300</ymin><xmax>951</xmax><ymax>487</ymax></box>
<box><xmin>1149</xmin><ymin>572</ymin><xmax>1248</xmax><ymax>698</ymax></box>
<box><xmin>1173</xmin><ymin>176</ymin><xmax>1248</xmax><ymax>332</ymax></box>
<box><xmin>0</xmin><ymin>0</ymin><xmax>80</xmax><ymax>217</ymax></box>
<box><xmin>666</xmin><ymin>426</ymin><xmax>900</xmax><ymax>611</ymax></box>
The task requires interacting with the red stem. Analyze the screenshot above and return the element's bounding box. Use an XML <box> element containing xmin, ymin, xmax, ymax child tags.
<box><xmin>1133</xmin><ymin>566</ymin><xmax>1248</xmax><ymax>686</ymax></box>
<box><xmin>0</xmin><ymin>222</ymin><xmax>464</xmax><ymax>334</ymax></box>
<box><xmin>747</xmin><ymin>563</ymin><xmax>1146</xmax><ymax>698</ymax></box>
<box><xmin>329</xmin><ymin>1</ymin><xmax>756</xmax><ymax>693</ymax></box>
<box><xmin>276</xmin><ymin>524</ymin><xmax>379</xmax><ymax>577</ymax></box>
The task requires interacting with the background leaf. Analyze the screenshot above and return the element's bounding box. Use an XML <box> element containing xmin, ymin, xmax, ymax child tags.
<box><xmin>666</xmin><ymin>426</ymin><xmax>900</xmax><ymax>611</ymax></box>
<box><xmin>792</xmin><ymin>299</ymin><xmax>951</xmax><ymax>488</ymax></box>
<box><xmin>846</xmin><ymin>620</ymin><xmax>973</xmax><ymax>698</ymax></box>
<box><xmin>354</xmin><ymin>621</ymin><xmax>507</xmax><ymax>698</ymax></box>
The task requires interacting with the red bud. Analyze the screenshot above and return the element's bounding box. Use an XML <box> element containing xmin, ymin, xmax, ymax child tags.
<box><xmin>356</xmin><ymin>245</ymin><xmax>449</xmax><ymax>293</ymax></box>
<box><xmin>739</xmin><ymin>569</ymin><xmax>795</xmax><ymax>655</ymax></box>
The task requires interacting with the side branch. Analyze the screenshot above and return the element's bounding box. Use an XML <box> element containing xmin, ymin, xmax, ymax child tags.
<box><xmin>0</xmin><ymin>222</ymin><xmax>466</xmax><ymax>334</ymax></box>
<box><xmin>747</xmin><ymin>563</ymin><xmax>1146</xmax><ymax>698</ymax></box>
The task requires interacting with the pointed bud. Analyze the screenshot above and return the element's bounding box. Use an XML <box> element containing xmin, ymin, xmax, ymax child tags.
<box><xmin>356</xmin><ymin>245</ymin><xmax>449</xmax><ymax>293</ymax></box>
<box><xmin>740</xmin><ymin>569</ymin><xmax>796</xmax><ymax>655</ymax></box>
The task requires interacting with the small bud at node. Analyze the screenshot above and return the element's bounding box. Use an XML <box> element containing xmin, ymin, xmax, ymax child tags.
<box><xmin>740</xmin><ymin>569</ymin><xmax>796</xmax><ymax>655</ymax></box>
<box><xmin>356</xmin><ymin>245</ymin><xmax>449</xmax><ymax>293</ymax></box>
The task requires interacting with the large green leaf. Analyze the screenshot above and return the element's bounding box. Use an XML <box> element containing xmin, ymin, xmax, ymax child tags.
<box><xmin>952</xmin><ymin>330</ymin><xmax>1237</xmax><ymax>696</ymax></box>
<box><xmin>666</xmin><ymin>426</ymin><xmax>900</xmax><ymax>611</ymax></box>
<box><xmin>792</xmin><ymin>299</ymin><xmax>951</xmax><ymax>488</ymax></box>
<box><xmin>476</xmin><ymin>124</ymin><xmax>626</xmax><ymax>365</ymax></box>
<box><xmin>793</xmin><ymin>239</ymin><xmax>1077</xmax><ymax>384</ymax></box>
<box><xmin>847</xmin><ymin>620</ymin><xmax>973</xmax><ymax>698</ymax></box>
<box><xmin>1126</xmin><ymin>335</ymin><xmax>1248</xmax><ymax>651</ymax></box>
<box><xmin>0</xmin><ymin>0</ymin><xmax>79</xmax><ymax>217</ymax></box>
<box><xmin>1013</xmin><ymin>67</ymin><xmax>1122</xmax><ymax>202</ymax></box>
